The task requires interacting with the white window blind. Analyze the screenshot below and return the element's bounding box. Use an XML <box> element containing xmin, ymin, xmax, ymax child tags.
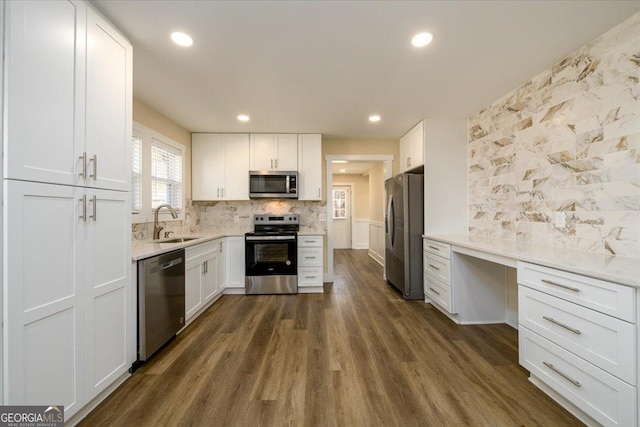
<box><xmin>131</xmin><ymin>135</ymin><xmax>142</xmax><ymax>213</ymax></box>
<box><xmin>151</xmin><ymin>138</ymin><xmax>183</xmax><ymax>211</ymax></box>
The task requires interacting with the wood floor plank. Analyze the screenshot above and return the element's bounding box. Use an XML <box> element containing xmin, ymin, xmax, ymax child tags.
<box><xmin>79</xmin><ymin>249</ymin><xmax>584</xmax><ymax>427</ymax></box>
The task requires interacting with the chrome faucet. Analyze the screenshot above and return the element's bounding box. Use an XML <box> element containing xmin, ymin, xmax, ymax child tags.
<box><xmin>153</xmin><ymin>204</ymin><xmax>178</xmax><ymax>240</ymax></box>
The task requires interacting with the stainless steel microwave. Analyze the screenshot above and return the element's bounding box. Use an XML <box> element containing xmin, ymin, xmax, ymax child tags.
<box><xmin>249</xmin><ymin>171</ymin><xmax>298</xmax><ymax>199</ymax></box>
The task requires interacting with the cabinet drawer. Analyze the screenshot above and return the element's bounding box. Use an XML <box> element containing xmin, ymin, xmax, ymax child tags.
<box><xmin>298</xmin><ymin>235</ymin><xmax>322</xmax><ymax>247</ymax></box>
<box><xmin>518</xmin><ymin>262</ymin><xmax>635</xmax><ymax>322</ymax></box>
<box><xmin>424</xmin><ymin>272</ymin><xmax>453</xmax><ymax>313</ymax></box>
<box><xmin>519</xmin><ymin>286</ymin><xmax>636</xmax><ymax>384</ymax></box>
<box><xmin>423</xmin><ymin>252</ymin><xmax>451</xmax><ymax>284</ymax></box>
<box><xmin>185</xmin><ymin>239</ymin><xmax>219</xmax><ymax>261</ymax></box>
<box><xmin>520</xmin><ymin>328</ymin><xmax>636</xmax><ymax>427</ymax></box>
<box><xmin>298</xmin><ymin>247</ymin><xmax>322</xmax><ymax>267</ymax></box>
<box><xmin>298</xmin><ymin>267</ymin><xmax>322</xmax><ymax>287</ymax></box>
<box><xmin>423</xmin><ymin>239</ymin><xmax>451</xmax><ymax>259</ymax></box>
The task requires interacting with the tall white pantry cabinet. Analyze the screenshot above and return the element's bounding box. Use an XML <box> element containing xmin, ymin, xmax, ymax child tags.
<box><xmin>1</xmin><ymin>0</ymin><xmax>133</xmax><ymax>420</ymax></box>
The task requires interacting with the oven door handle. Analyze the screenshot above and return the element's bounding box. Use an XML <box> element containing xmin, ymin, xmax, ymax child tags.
<box><xmin>246</xmin><ymin>235</ymin><xmax>297</xmax><ymax>241</ymax></box>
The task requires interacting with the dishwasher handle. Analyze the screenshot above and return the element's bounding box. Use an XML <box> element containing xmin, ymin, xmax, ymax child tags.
<box><xmin>150</xmin><ymin>256</ymin><xmax>183</xmax><ymax>274</ymax></box>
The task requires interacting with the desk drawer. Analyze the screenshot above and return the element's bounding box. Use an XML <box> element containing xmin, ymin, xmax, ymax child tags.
<box><xmin>520</xmin><ymin>328</ymin><xmax>636</xmax><ymax>427</ymax></box>
<box><xmin>424</xmin><ymin>272</ymin><xmax>453</xmax><ymax>313</ymax></box>
<box><xmin>298</xmin><ymin>235</ymin><xmax>322</xmax><ymax>247</ymax></box>
<box><xmin>298</xmin><ymin>247</ymin><xmax>322</xmax><ymax>267</ymax></box>
<box><xmin>423</xmin><ymin>239</ymin><xmax>451</xmax><ymax>259</ymax></box>
<box><xmin>519</xmin><ymin>286</ymin><xmax>636</xmax><ymax>384</ymax></box>
<box><xmin>518</xmin><ymin>262</ymin><xmax>635</xmax><ymax>322</ymax></box>
<box><xmin>424</xmin><ymin>252</ymin><xmax>451</xmax><ymax>284</ymax></box>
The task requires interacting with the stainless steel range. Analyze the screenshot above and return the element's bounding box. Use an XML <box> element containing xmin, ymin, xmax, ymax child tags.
<box><xmin>245</xmin><ymin>214</ymin><xmax>299</xmax><ymax>294</ymax></box>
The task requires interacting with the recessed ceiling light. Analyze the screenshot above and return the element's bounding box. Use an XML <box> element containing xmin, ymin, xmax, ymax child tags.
<box><xmin>411</xmin><ymin>32</ymin><xmax>433</xmax><ymax>47</ymax></box>
<box><xmin>340</xmin><ymin>169</ymin><xmax>346</xmax><ymax>173</ymax></box>
<box><xmin>369</xmin><ymin>115</ymin><xmax>381</xmax><ymax>122</ymax></box>
<box><xmin>333</xmin><ymin>160</ymin><xmax>348</xmax><ymax>164</ymax></box>
<box><xmin>237</xmin><ymin>114</ymin><xmax>250</xmax><ymax>122</ymax></box>
<box><xmin>171</xmin><ymin>32</ymin><xmax>194</xmax><ymax>47</ymax></box>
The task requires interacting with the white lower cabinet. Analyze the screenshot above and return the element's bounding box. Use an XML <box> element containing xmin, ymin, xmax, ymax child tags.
<box><xmin>518</xmin><ymin>261</ymin><xmax>637</xmax><ymax>427</ymax></box>
<box><xmin>185</xmin><ymin>239</ymin><xmax>225</xmax><ymax>322</ymax></box>
<box><xmin>3</xmin><ymin>180</ymin><xmax>131</xmax><ymax>418</ymax></box>
<box><xmin>224</xmin><ymin>236</ymin><xmax>245</xmax><ymax>292</ymax></box>
<box><xmin>297</xmin><ymin>235</ymin><xmax>323</xmax><ymax>292</ymax></box>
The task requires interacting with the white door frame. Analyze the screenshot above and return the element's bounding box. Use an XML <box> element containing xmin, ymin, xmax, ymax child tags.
<box><xmin>325</xmin><ymin>154</ymin><xmax>394</xmax><ymax>282</ymax></box>
<box><xmin>331</xmin><ymin>182</ymin><xmax>355</xmax><ymax>249</ymax></box>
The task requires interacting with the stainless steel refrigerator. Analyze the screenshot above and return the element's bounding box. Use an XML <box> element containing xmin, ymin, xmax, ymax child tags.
<box><xmin>385</xmin><ymin>173</ymin><xmax>424</xmax><ymax>299</ymax></box>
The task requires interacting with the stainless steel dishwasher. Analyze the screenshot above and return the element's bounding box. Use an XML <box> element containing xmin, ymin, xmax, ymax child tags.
<box><xmin>137</xmin><ymin>249</ymin><xmax>185</xmax><ymax>361</ymax></box>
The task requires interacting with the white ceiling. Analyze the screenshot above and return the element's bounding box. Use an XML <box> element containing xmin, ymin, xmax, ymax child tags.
<box><xmin>331</xmin><ymin>161</ymin><xmax>377</xmax><ymax>175</ymax></box>
<box><xmin>93</xmin><ymin>1</ymin><xmax>640</xmax><ymax>139</ymax></box>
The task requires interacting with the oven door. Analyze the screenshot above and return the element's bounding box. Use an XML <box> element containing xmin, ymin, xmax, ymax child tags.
<box><xmin>245</xmin><ymin>235</ymin><xmax>297</xmax><ymax>276</ymax></box>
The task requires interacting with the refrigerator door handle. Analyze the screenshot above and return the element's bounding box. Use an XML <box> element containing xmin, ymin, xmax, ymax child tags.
<box><xmin>387</xmin><ymin>195</ymin><xmax>395</xmax><ymax>250</ymax></box>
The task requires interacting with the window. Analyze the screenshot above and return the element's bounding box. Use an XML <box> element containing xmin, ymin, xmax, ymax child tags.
<box><xmin>131</xmin><ymin>122</ymin><xmax>185</xmax><ymax>224</ymax></box>
<box><xmin>332</xmin><ymin>188</ymin><xmax>347</xmax><ymax>219</ymax></box>
<box><xmin>151</xmin><ymin>139</ymin><xmax>183</xmax><ymax>211</ymax></box>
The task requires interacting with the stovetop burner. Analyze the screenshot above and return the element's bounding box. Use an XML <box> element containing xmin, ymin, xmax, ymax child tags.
<box><xmin>249</xmin><ymin>214</ymin><xmax>300</xmax><ymax>235</ymax></box>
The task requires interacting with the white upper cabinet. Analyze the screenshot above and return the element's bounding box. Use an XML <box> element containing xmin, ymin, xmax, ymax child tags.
<box><xmin>250</xmin><ymin>134</ymin><xmax>298</xmax><ymax>171</ymax></box>
<box><xmin>4</xmin><ymin>0</ymin><xmax>85</xmax><ymax>186</ymax></box>
<box><xmin>84</xmin><ymin>8</ymin><xmax>132</xmax><ymax>191</ymax></box>
<box><xmin>4</xmin><ymin>0</ymin><xmax>132</xmax><ymax>191</ymax></box>
<box><xmin>297</xmin><ymin>134</ymin><xmax>322</xmax><ymax>201</ymax></box>
<box><xmin>399</xmin><ymin>121</ymin><xmax>424</xmax><ymax>173</ymax></box>
<box><xmin>192</xmin><ymin>133</ymin><xmax>249</xmax><ymax>201</ymax></box>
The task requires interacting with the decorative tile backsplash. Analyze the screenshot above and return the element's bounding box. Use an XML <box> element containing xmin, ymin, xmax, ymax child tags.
<box><xmin>468</xmin><ymin>12</ymin><xmax>640</xmax><ymax>257</ymax></box>
<box><xmin>132</xmin><ymin>199</ymin><xmax>327</xmax><ymax>240</ymax></box>
<box><xmin>196</xmin><ymin>200</ymin><xmax>327</xmax><ymax>233</ymax></box>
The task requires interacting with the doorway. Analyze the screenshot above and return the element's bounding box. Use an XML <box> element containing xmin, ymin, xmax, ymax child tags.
<box><xmin>325</xmin><ymin>154</ymin><xmax>394</xmax><ymax>282</ymax></box>
<box><xmin>332</xmin><ymin>185</ymin><xmax>352</xmax><ymax>249</ymax></box>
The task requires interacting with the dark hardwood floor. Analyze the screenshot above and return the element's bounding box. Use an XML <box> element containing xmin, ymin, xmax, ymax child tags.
<box><xmin>80</xmin><ymin>249</ymin><xmax>582</xmax><ymax>426</ymax></box>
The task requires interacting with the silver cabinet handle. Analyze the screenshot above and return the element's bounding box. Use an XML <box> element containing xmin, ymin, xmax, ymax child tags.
<box><xmin>275</xmin><ymin>158</ymin><xmax>278</xmax><ymax>169</ymax></box>
<box><xmin>89</xmin><ymin>195</ymin><xmax>97</xmax><ymax>221</ymax></box>
<box><xmin>542</xmin><ymin>316</ymin><xmax>581</xmax><ymax>335</ymax></box>
<box><xmin>429</xmin><ymin>287</ymin><xmax>440</xmax><ymax>295</ymax></box>
<box><xmin>222</xmin><ymin>188</ymin><xmax>225</xmax><ymax>197</ymax></box>
<box><xmin>217</xmin><ymin>188</ymin><xmax>220</xmax><ymax>198</ymax></box>
<box><xmin>541</xmin><ymin>279</ymin><xmax>580</xmax><ymax>293</ymax></box>
<box><xmin>270</xmin><ymin>159</ymin><xmax>274</xmax><ymax>169</ymax></box>
<box><xmin>79</xmin><ymin>152</ymin><xmax>87</xmax><ymax>179</ymax></box>
<box><xmin>305</xmin><ymin>275</ymin><xmax>316</xmax><ymax>279</ymax></box>
<box><xmin>408</xmin><ymin>157</ymin><xmax>411</xmax><ymax>167</ymax></box>
<box><xmin>428</xmin><ymin>245</ymin><xmax>440</xmax><ymax>251</ymax></box>
<box><xmin>305</xmin><ymin>256</ymin><xmax>316</xmax><ymax>259</ymax></box>
<box><xmin>543</xmin><ymin>362</ymin><xmax>581</xmax><ymax>387</ymax></box>
<box><xmin>428</xmin><ymin>264</ymin><xmax>440</xmax><ymax>271</ymax></box>
<box><xmin>79</xmin><ymin>195</ymin><xmax>87</xmax><ymax>221</ymax></box>
<box><xmin>202</xmin><ymin>263</ymin><xmax>205</xmax><ymax>275</ymax></box>
<box><xmin>89</xmin><ymin>154</ymin><xmax>97</xmax><ymax>180</ymax></box>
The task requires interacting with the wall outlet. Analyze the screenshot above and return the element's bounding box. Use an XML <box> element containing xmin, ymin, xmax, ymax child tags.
<box><xmin>554</xmin><ymin>211</ymin><xmax>565</xmax><ymax>228</ymax></box>
<box><xmin>233</xmin><ymin>213</ymin><xmax>239</xmax><ymax>223</ymax></box>
<box><xmin>319</xmin><ymin>213</ymin><xmax>326</xmax><ymax>222</ymax></box>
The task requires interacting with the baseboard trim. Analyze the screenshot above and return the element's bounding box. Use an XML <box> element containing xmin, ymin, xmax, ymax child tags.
<box><xmin>529</xmin><ymin>375</ymin><xmax>599</xmax><ymax>427</ymax></box>
<box><xmin>66</xmin><ymin>371</ymin><xmax>130</xmax><ymax>426</ymax></box>
<box><xmin>224</xmin><ymin>287</ymin><xmax>246</xmax><ymax>295</ymax></box>
<box><xmin>367</xmin><ymin>250</ymin><xmax>384</xmax><ymax>266</ymax></box>
<box><xmin>298</xmin><ymin>286</ymin><xmax>324</xmax><ymax>294</ymax></box>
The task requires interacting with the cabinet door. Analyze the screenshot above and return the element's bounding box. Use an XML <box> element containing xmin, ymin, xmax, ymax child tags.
<box><xmin>192</xmin><ymin>134</ymin><xmax>224</xmax><ymax>200</ymax></box>
<box><xmin>203</xmin><ymin>251</ymin><xmax>219</xmax><ymax>302</ymax></box>
<box><xmin>85</xmin><ymin>8</ymin><xmax>132</xmax><ymax>191</ymax></box>
<box><xmin>185</xmin><ymin>258</ymin><xmax>204</xmax><ymax>320</ymax></box>
<box><xmin>273</xmin><ymin>134</ymin><xmax>298</xmax><ymax>170</ymax></box>
<box><xmin>225</xmin><ymin>237</ymin><xmax>246</xmax><ymax>289</ymax></box>
<box><xmin>4</xmin><ymin>181</ymin><xmax>85</xmax><ymax>417</ymax></box>
<box><xmin>297</xmin><ymin>134</ymin><xmax>322</xmax><ymax>200</ymax></box>
<box><xmin>5</xmin><ymin>0</ymin><xmax>86</xmax><ymax>186</ymax></box>
<box><xmin>399</xmin><ymin>133</ymin><xmax>411</xmax><ymax>173</ymax></box>
<box><xmin>411</xmin><ymin>121</ymin><xmax>424</xmax><ymax>169</ymax></box>
<box><xmin>217</xmin><ymin>240</ymin><xmax>226</xmax><ymax>292</ymax></box>
<box><xmin>222</xmin><ymin>134</ymin><xmax>250</xmax><ymax>200</ymax></box>
<box><xmin>250</xmin><ymin>134</ymin><xmax>275</xmax><ymax>170</ymax></box>
<box><xmin>84</xmin><ymin>189</ymin><xmax>131</xmax><ymax>399</ymax></box>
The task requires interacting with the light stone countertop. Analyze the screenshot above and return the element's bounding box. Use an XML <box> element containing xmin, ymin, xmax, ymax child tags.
<box><xmin>423</xmin><ymin>234</ymin><xmax>640</xmax><ymax>288</ymax></box>
<box><xmin>133</xmin><ymin>228</ymin><xmax>326</xmax><ymax>261</ymax></box>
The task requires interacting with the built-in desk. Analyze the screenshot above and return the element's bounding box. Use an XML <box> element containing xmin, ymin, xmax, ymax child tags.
<box><xmin>423</xmin><ymin>234</ymin><xmax>640</xmax><ymax>427</ymax></box>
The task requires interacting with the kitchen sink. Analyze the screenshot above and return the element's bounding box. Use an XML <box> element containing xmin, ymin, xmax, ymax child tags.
<box><xmin>153</xmin><ymin>237</ymin><xmax>201</xmax><ymax>243</ymax></box>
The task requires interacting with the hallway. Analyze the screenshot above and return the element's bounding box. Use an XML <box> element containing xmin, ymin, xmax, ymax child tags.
<box><xmin>80</xmin><ymin>250</ymin><xmax>580</xmax><ymax>426</ymax></box>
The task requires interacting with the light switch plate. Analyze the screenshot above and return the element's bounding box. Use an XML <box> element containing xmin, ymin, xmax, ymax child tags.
<box><xmin>233</xmin><ymin>214</ymin><xmax>239</xmax><ymax>223</ymax></box>
<box><xmin>319</xmin><ymin>213</ymin><xmax>327</xmax><ymax>222</ymax></box>
<box><xmin>554</xmin><ymin>212</ymin><xmax>565</xmax><ymax>228</ymax></box>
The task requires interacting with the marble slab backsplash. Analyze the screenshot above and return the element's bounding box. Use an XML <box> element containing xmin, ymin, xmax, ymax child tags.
<box><xmin>132</xmin><ymin>199</ymin><xmax>199</xmax><ymax>240</ymax></box>
<box><xmin>468</xmin><ymin>12</ymin><xmax>640</xmax><ymax>257</ymax></box>
<box><xmin>195</xmin><ymin>200</ymin><xmax>327</xmax><ymax>233</ymax></box>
